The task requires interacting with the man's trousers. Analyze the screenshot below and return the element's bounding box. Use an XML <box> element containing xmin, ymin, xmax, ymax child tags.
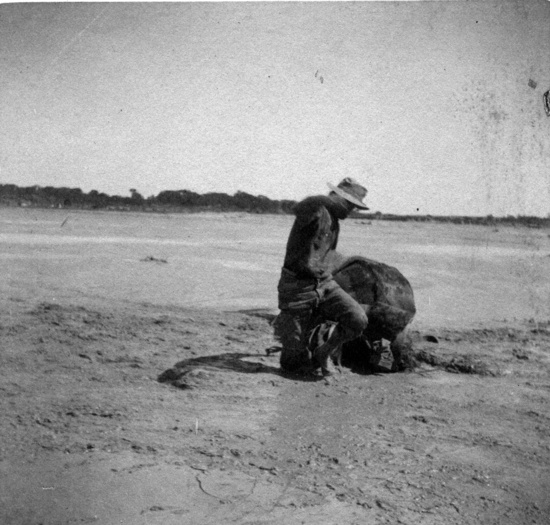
<box><xmin>274</xmin><ymin>268</ymin><xmax>368</xmax><ymax>372</ymax></box>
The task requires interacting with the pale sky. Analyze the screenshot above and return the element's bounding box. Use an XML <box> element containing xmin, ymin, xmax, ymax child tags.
<box><xmin>1</xmin><ymin>1</ymin><xmax>549</xmax><ymax>216</ymax></box>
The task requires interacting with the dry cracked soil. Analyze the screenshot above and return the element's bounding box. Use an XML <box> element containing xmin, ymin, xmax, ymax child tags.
<box><xmin>1</xmin><ymin>298</ymin><xmax>550</xmax><ymax>525</ymax></box>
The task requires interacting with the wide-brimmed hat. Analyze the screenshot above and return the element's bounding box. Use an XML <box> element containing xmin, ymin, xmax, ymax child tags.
<box><xmin>327</xmin><ymin>177</ymin><xmax>369</xmax><ymax>209</ymax></box>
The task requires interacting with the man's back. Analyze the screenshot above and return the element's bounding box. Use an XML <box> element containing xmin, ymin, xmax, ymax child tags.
<box><xmin>283</xmin><ymin>195</ymin><xmax>348</xmax><ymax>279</ymax></box>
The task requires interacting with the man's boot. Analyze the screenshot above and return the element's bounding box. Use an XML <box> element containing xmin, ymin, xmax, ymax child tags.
<box><xmin>309</xmin><ymin>323</ymin><xmax>344</xmax><ymax>376</ymax></box>
<box><xmin>369</xmin><ymin>338</ymin><xmax>394</xmax><ymax>372</ymax></box>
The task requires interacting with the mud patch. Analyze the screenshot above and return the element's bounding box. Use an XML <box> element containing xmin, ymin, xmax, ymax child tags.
<box><xmin>413</xmin><ymin>349</ymin><xmax>500</xmax><ymax>376</ymax></box>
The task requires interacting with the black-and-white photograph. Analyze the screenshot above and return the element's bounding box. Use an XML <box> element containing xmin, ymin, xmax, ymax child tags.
<box><xmin>1</xmin><ymin>2</ymin><xmax>549</xmax><ymax>524</ymax></box>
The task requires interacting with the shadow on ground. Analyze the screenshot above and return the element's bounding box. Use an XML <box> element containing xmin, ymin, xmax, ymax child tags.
<box><xmin>156</xmin><ymin>350</ymin><xmax>341</xmax><ymax>388</ymax></box>
<box><xmin>158</xmin><ymin>352</ymin><xmax>282</xmax><ymax>390</ymax></box>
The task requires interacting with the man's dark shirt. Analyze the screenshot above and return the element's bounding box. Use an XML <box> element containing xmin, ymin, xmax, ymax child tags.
<box><xmin>283</xmin><ymin>195</ymin><xmax>349</xmax><ymax>280</ymax></box>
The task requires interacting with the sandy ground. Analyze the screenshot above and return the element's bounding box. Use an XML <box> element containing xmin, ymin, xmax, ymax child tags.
<box><xmin>1</xmin><ymin>208</ymin><xmax>550</xmax><ymax>525</ymax></box>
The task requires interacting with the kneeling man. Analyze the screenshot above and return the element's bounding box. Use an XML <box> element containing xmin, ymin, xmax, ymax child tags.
<box><xmin>275</xmin><ymin>177</ymin><xmax>369</xmax><ymax>376</ymax></box>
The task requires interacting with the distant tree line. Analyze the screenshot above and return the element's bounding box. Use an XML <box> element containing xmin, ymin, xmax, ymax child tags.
<box><xmin>0</xmin><ymin>183</ymin><xmax>548</xmax><ymax>227</ymax></box>
<box><xmin>0</xmin><ymin>184</ymin><xmax>296</xmax><ymax>215</ymax></box>
<box><xmin>357</xmin><ymin>211</ymin><xmax>550</xmax><ymax>228</ymax></box>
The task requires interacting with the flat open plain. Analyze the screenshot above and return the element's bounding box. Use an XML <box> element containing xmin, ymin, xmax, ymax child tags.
<box><xmin>1</xmin><ymin>207</ymin><xmax>550</xmax><ymax>524</ymax></box>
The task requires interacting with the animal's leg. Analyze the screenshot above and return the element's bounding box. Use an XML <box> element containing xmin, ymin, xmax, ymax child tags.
<box><xmin>331</xmin><ymin>345</ymin><xmax>343</xmax><ymax>370</ymax></box>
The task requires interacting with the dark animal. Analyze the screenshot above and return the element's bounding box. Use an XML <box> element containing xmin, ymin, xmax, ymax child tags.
<box><xmin>331</xmin><ymin>256</ymin><xmax>416</xmax><ymax>371</ymax></box>
<box><xmin>274</xmin><ymin>254</ymin><xmax>416</xmax><ymax>373</ymax></box>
